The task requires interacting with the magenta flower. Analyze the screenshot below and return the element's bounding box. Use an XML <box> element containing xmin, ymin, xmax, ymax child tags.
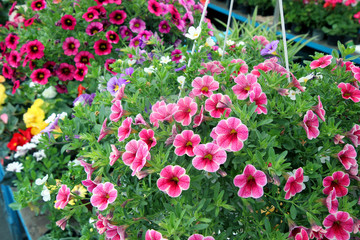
<box><xmin>205</xmin><ymin>93</ymin><xmax>232</xmax><ymax>118</ymax></box>
<box><xmin>199</xmin><ymin>61</ymin><xmax>225</xmax><ymax>76</ymax></box>
<box><xmin>5</xmin><ymin>33</ymin><xmax>19</xmax><ymax>50</ymax></box>
<box><xmin>118</xmin><ymin>117</ymin><xmax>132</xmax><ymax>142</ymax></box>
<box><xmin>232</xmin><ymin>74</ymin><xmax>260</xmax><ymax>100</ymax></box>
<box><xmin>110</xmin><ymin>100</ymin><xmax>123</xmax><ymax>122</ymax></box>
<box><xmin>60</xmin><ymin>15</ymin><xmax>76</xmax><ymax>30</ymax></box>
<box><xmin>148</xmin><ymin>0</ymin><xmax>163</xmax><ymax>16</ymax></box>
<box><xmin>31</xmin><ymin>0</ymin><xmax>46</xmax><ymax>11</ymax></box>
<box><xmin>134</xmin><ymin>113</ymin><xmax>148</xmax><ymax>126</ymax></box>
<box><xmin>312</xmin><ymin>95</ymin><xmax>325</xmax><ymax>121</ymax></box>
<box><xmin>338</xmin><ymin>82</ymin><xmax>360</xmax><ymax>103</ymax></box>
<box><xmin>171</xmin><ymin>49</ymin><xmax>183</xmax><ymax>63</ymax></box>
<box><xmin>62</xmin><ymin>37</ymin><xmax>80</xmax><ymax>56</ymax></box>
<box><xmin>82</xmin><ymin>9</ymin><xmax>99</xmax><ymax>22</ymax></box>
<box><xmin>150</xmin><ymin>101</ymin><xmax>178</xmax><ymax>128</ymax></box>
<box><xmin>326</xmin><ymin>190</ymin><xmax>339</xmax><ymax>214</ymax></box>
<box><xmin>174</xmin><ymin>130</ymin><xmax>201</xmax><ymax>157</ymax></box>
<box><xmin>7</xmin><ymin>50</ymin><xmax>21</xmax><ymax>68</ymax></box>
<box><xmin>109</xmin><ymin>10</ymin><xmax>127</xmax><ymax>25</ymax></box>
<box><xmin>294</xmin><ymin>229</ymin><xmax>309</xmax><ymax>240</ymax></box>
<box><xmin>98</xmin><ymin>118</ymin><xmax>110</xmax><ymax>142</ymax></box>
<box><xmin>119</xmin><ymin>26</ymin><xmax>133</xmax><ymax>40</ymax></box>
<box><xmin>26</xmin><ymin>40</ymin><xmax>45</xmax><ymax>60</ymax></box>
<box><xmin>94</xmin><ymin>39</ymin><xmax>112</xmax><ymax>56</ymax></box>
<box><xmin>337</xmin><ymin>144</ymin><xmax>357</xmax><ymax>170</ymax></box>
<box><xmin>56</xmin><ymin>63</ymin><xmax>75</xmax><ymax>81</ymax></box>
<box><xmin>234</xmin><ymin>164</ymin><xmax>267</xmax><ymax>198</ymax></box>
<box><xmin>310</xmin><ymin>55</ymin><xmax>333</xmax><ymax>69</ymax></box>
<box><xmin>213</xmin><ymin>117</ymin><xmax>248</xmax><ymax>152</ymax></box>
<box><xmin>122</xmin><ymin>140</ymin><xmax>150</xmax><ymax>176</ymax></box>
<box><xmin>106</xmin><ymin>31</ymin><xmax>120</xmax><ymax>44</ymax></box>
<box><xmin>174</xmin><ymin>97</ymin><xmax>198</xmax><ymax>126</ymax></box>
<box><xmin>82</xmin><ymin>179</ymin><xmax>99</xmax><ymax>193</ymax></box>
<box><xmin>158</xmin><ymin>20</ymin><xmax>170</xmax><ymax>33</ymax></box>
<box><xmin>54</xmin><ymin>185</ymin><xmax>71</xmax><ymax>209</ymax></box>
<box><xmin>109</xmin><ymin>144</ymin><xmax>121</xmax><ymax>166</ymax></box>
<box><xmin>74</xmin><ymin>63</ymin><xmax>88</xmax><ymax>82</ymax></box>
<box><xmin>129</xmin><ymin>18</ymin><xmax>146</xmax><ymax>33</ymax></box>
<box><xmin>249</xmin><ymin>86</ymin><xmax>268</xmax><ymax>115</ymax></box>
<box><xmin>191</xmin><ymin>75</ymin><xmax>219</xmax><ymax>98</ymax></box>
<box><xmin>230</xmin><ymin>59</ymin><xmax>249</xmax><ymax>79</ymax></box>
<box><xmin>283</xmin><ymin>167</ymin><xmax>308</xmax><ymax>199</ymax></box>
<box><xmin>74</xmin><ymin>51</ymin><xmax>94</xmax><ymax>66</ymax></box>
<box><xmin>157</xmin><ymin>165</ymin><xmax>190</xmax><ymax>197</ymax></box>
<box><xmin>139</xmin><ymin>129</ymin><xmax>157</xmax><ymax>150</ymax></box>
<box><xmin>188</xmin><ymin>234</ymin><xmax>215</xmax><ymax>240</ymax></box>
<box><xmin>192</xmin><ymin>143</ymin><xmax>227</xmax><ymax>172</ymax></box>
<box><xmin>95</xmin><ymin>213</ymin><xmax>111</xmax><ymax>234</ymax></box>
<box><xmin>323</xmin><ymin>171</ymin><xmax>350</xmax><ymax>197</ymax></box>
<box><xmin>347</xmin><ymin>124</ymin><xmax>360</xmax><ymax>147</ymax></box>
<box><xmin>290</xmin><ymin>73</ymin><xmax>305</xmax><ymax>92</ymax></box>
<box><xmin>30</xmin><ymin>68</ymin><xmax>51</xmax><ymax>85</ymax></box>
<box><xmin>145</xmin><ymin>229</ymin><xmax>165</xmax><ymax>240</ymax></box>
<box><xmin>302</xmin><ymin>110</ymin><xmax>320</xmax><ymax>140</ymax></box>
<box><xmin>309</xmin><ymin>225</ymin><xmax>326</xmax><ymax>239</ymax></box>
<box><xmin>106</xmin><ymin>224</ymin><xmax>126</xmax><ymax>240</ymax></box>
<box><xmin>86</xmin><ymin>22</ymin><xmax>103</xmax><ymax>36</ymax></box>
<box><xmin>323</xmin><ymin>211</ymin><xmax>353</xmax><ymax>240</ymax></box>
<box><xmin>90</xmin><ymin>182</ymin><xmax>117</xmax><ymax>211</ymax></box>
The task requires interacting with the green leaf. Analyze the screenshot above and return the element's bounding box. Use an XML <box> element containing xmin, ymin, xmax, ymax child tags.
<box><xmin>264</xmin><ymin>218</ymin><xmax>271</xmax><ymax>232</ymax></box>
<box><xmin>9</xmin><ymin>202</ymin><xmax>22</xmax><ymax>210</ymax></box>
<box><xmin>290</xmin><ymin>205</ymin><xmax>297</xmax><ymax>220</ymax></box>
<box><xmin>191</xmin><ymin>224</ymin><xmax>209</xmax><ymax>231</ymax></box>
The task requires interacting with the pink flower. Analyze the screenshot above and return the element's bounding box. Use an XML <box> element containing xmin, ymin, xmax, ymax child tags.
<box><xmin>134</xmin><ymin>113</ymin><xmax>148</xmax><ymax>126</ymax></box>
<box><xmin>98</xmin><ymin>118</ymin><xmax>110</xmax><ymax>142</ymax></box>
<box><xmin>205</xmin><ymin>93</ymin><xmax>232</xmax><ymax>118</ymax></box>
<box><xmin>199</xmin><ymin>61</ymin><xmax>225</xmax><ymax>76</ymax></box>
<box><xmin>347</xmin><ymin>124</ymin><xmax>360</xmax><ymax>147</ymax></box>
<box><xmin>118</xmin><ymin>117</ymin><xmax>132</xmax><ymax>142</ymax></box>
<box><xmin>148</xmin><ymin>0</ymin><xmax>163</xmax><ymax>16</ymax></box>
<box><xmin>188</xmin><ymin>234</ymin><xmax>215</xmax><ymax>240</ymax></box>
<box><xmin>290</xmin><ymin>73</ymin><xmax>305</xmax><ymax>92</ymax></box>
<box><xmin>213</xmin><ymin>117</ymin><xmax>248</xmax><ymax>152</ymax></box>
<box><xmin>150</xmin><ymin>101</ymin><xmax>178</xmax><ymax>127</ymax></box>
<box><xmin>129</xmin><ymin>18</ymin><xmax>146</xmax><ymax>33</ymax></box>
<box><xmin>74</xmin><ymin>51</ymin><xmax>94</xmax><ymax>66</ymax></box>
<box><xmin>74</xmin><ymin>63</ymin><xmax>88</xmax><ymax>81</ymax></box>
<box><xmin>251</xmin><ymin>63</ymin><xmax>271</xmax><ymax>77</ymax></box>
<box><xmin>54</xmin><ymin>185</ymin><xmax>71</xmax><ymax>209</ymax></box>
<box><xmin>119</xmin><ymin>26</ymin><xmax>133</xmax><ymax>40</ymax></box>
<box><xmin>337</xmin><ymin>144</ymin><xmax>357</xmax><ymax>170</ymax></box>
<box><xmin>94</xmin><ymin>39</ymin><xmax>112</xmax><ymax>56</ymax></box>
<box><xmin>82</xmin><ymin>9</ymin><xmax>99</xmax><ymax>22</ymax></box>
<box><xmin>82</xmin><ymin>179</ymin><xmax>99</xmax><ymax>193</ymax></box>
<box><xmin>109</xmin><ymin>10</ymin><xmax>127</xmax><ymax>25</ymax></box>
<box><xmin>284</xmin><ymin>167</ymin><xmax>308</xmax><ymax>199</ymax></box>
<box><xmin>232</xmin><ymin>74</ymin><xmax>260</xmax><ymax>100</ymax></box>
<box><xmin>193</xmin><ymin>105</ymin><xmax>206</xmax><ymax>128</ymax></box>
<box><xmin>230</xmin><ymin>59</ymin><xmax>248</xmax><ymax>79</ymax></box>
<box><xmin>109</xmin><ymin>145</ymin><xmax>121</xmax><ymax>166</ymax></box>
<box><xmin>5</xmin><ymin>33</ymin><xmax>19</xmax><ymax>50</ymax></box>
<box><xmin>192</xmin><ymin>143</ymin><xmax>227</xmax><ymax>172</ymax></box>
<box><xmin>30</xmin><ymin>68</ymin><xmax>51</xmax><ymax>85</ymax></box>
<box><xmin>294</xmin><ymin>229</ymin><xmax>309</xmax><ymax>240</ymax></box>
<box><xmin>145</xmin><ymin>229</ymin><xmax>165</xmax><ymax>240</ymax></box>
<box><xmin>80</xmin><ymin>160</ymin><xmax>95</xmax><ymax>180</ymax></box>
<box><xmin>60</xmin><ymin>15</ymin><xmax>76</xmax><ymax>30</ymax></box>
<box><xmin>338</xmin><ymin>82</ymin><xmax>360</xmax><ymax>102</ymax></box>
<box><xmin>334</xmin><ymin>134</ymin><xmax>345</xmax><ymax>145</ymax></box>
<box><xmin>139</xmin><ymin>129</ymin><xmax>157</xmax><ymax>150</ymax></box>
<box><xmin>158</xmin><ymin>20</ymin><xmax>170</xmax><ymax>33</ymax></box>
<box><xmin>302</xmin><ymin>110</ymin><xmax>320</xmax><ymax>140</ymax></box>
<box><xmin>325</xmin><ymin>189</ymin><xmax>339</xmax><ymax>214</ymax></box>
<box><xmin>165</xmin><ymin>124</ymin><xmax>178</xmax><ymax>146</ymax></box>
<box><xmin>122</xmin><ymin>140</ymin><xmax>150</xmax><ymax>176</ymax></box>
<box><xmin>26</xmin><ymin>40</ymin><xmax>45</xmax><ymax>60</ymax></box>
<box><xmin>233</xmin><ymin>164</ymin><xmax>267</xmax><ymax>198</ymax></box>
<box><xmin>90</xmin><ymin>182</ymin><xmax>117</xmax><ymax>211</ymax></box>
<box><xmin>323</xmin><ymin>171</ymin><xmax>350</xmax><ymax>197</ymax></box>
<box><xmin>62</xmin><ymin>37</ymin><xmax>80</xmax><ymax>56</ymax></box>
<box><xmin>312</xmin><ymin>95</ymin><xmax>325</xmax><ymax>121</ymax></box>
<box><xmin>106</xmin><ymin>31</ymin><xmax>120</xmax><ymax>44</ymax></box>
<box><xmin>310</xmin><ymin>55</ymin><xmax>333</xmax><ymax>69</ymax></box>
<box><xmin>95</xmin><ymin>213</ymin><xmax>111</xmax><ymax>234</ymax></box>
<box><xmin>249</xmin><ymin>86</ymin><xmax>267</xmax><ymax>115</ymax></box>
<box><xmin>56</xmin><ymin>217</ymin><xmax>69</xmax><ymax>231</ymax></box>
<box><xmin>323</xmin><ymin>211</ymin><xmax>353</xmax><ymax>240</ymax></box>
<box><xmin>174</xmin><ymin>130</ymin><xmax>201</xmax><ymax>157</ymax></box>
<box><xmin>351</xmin><ymin>65</ymin><xmax>360</xmax><ymax>82</ymax></box>
<box><xmin>106</xmin><ymin>224</ymin><xmax>126</xmax><ymax>240</ymax></box>
<box><xmin>191</xmin><ymin>75</ymin><xmax>219</xmax><ymax>98</ymax></box>
<box><xmin>252</xmin><ymin>35</ymin><xmax>269</xmax><ymax>46</ymax></box>
<box><xmin>309</xmin><ymin>225</ymin><xmax>326</xmax><ymax>239</ymax></box>
<box><xmin>157</xmin><ymin>165</ymin><xmax>190</xmax><ymax>197</ymax></box>
<box><xmin>174</xmin><ymin>97</ymin><xmax>198</xmax><ymax>126</ymax></box>
<box><xmin>56</xmin><ymin>63</ymin><xmax>75</xmax><ymax>81</ymax></box>
<box><xmin>7</xmin><ymin>50</ymin><xmax>21</xmax><ymax>68</ymax></box>
<box><xmin>110</xmin><ymin>100</ymin><xmax>123</xmax><ymax>122</ymax></box>
<box><xmin>171</xmin><ymin>49</ymin><xmax>183</xmax><ymax>63</ymax></box>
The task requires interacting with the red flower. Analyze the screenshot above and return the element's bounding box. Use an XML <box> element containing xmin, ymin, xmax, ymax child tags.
<box><xmin>5</xmin><ymin>33</ymin><xmax>19</xmax><ymax>50</ymax></box>
<box><xmin>30</xmin><ymin>68</ymin><xmax>51</xmax><ymax>85</ymax></box>
<box><xmin>77</xmin><ymin>84</ymin><xmax>86</xmax><ymax>97</ymax></box>
<box><xmin>106</xmin><ymin>31</ymin><xmax>120</xmax><ymax>44</ymax></box>
<box><xmin>323</xmin><ymin>211</ymin><xmax>353</xmax><ymax>240</ymax></box>
<box><xmin>56</xmin><ymin>63</ymin><xmax>75</xmax><ymax>81</ymax></box>
<box><xmin>62</xmin><ymin>37</ymin><xmax>80</xmax><ymax>56</ymax></box>
<box><xmin>338</xmin><ymin>82</ymin><xmax>360</xmax><ymax>103</ymax></box>
<box><xmin>60</xmin><ymin>15</ymin><xmax>76</xmax><ymax>30</ymax></box>
<box><xmin>337</xmin><ymin>144</ymin><xmax>357</xmax><ymax>170</ymax></box>
<box><xmin>31</xmin><ymin>0</ymin><xmax>46</xmax><ymax>11</ymax></box>
<box><xmin>26</xmin><ymin>40</ymin><xmax>45</xmax><ymax>60</ymax></box>
<box><xmin>94</xmin><ymin>39</ymin><xmax>112</xmax><ymax>56</ymax></box>
<box><xmin>323</xmin><ymin>171</ymin><xmax>350</xmax><ymax>197</ymax></box>
<box><xmin>7</xmin><ymin>128</ymin><xmax>32</xmax><ymax>151</ymax></box>
<box><xmin>109</xmin><ymin>10</ymin><xmax>127</xmax><ymax>25</ymax></box>
<box><xmin>74</xmin><ymin>51</ymin><xmax>94</xmax><ymax>65</ymax></box>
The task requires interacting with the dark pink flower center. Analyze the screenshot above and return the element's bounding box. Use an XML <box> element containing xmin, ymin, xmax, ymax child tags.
<box><xmin>88</xmin><ymin>13</ymin><xmax>94</xmax><ymax>18</ymax></box>
<box><xmin>344</xmin><ymin>93</ymin><xmax>351</xmax><ymax>97</ymax></box>
<box><xmin>116</xmin><ymin>14</ymin><xmax>122</xmax><ymax>20</ymax></box>
<box><xmin>69</xmin><ymin>43</ymin><xmax>75</xmax><ymax>49</ymax></box>
<box><xmin>36</xmin><ymin>2</ymin><xmax>42</xmax><ymax>8</ymax></box>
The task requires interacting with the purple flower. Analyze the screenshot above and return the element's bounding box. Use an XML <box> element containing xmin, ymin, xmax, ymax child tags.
<box><xmin>260</xmin><ymin>40</ymin><xmax>279</xmax><ymax>56</ymax></box>
<box><xmin>175</xmin><ymin>64</ymin><xmax>186</xmax><ymax>72</ymax></box>
<box><xmin>73</xmin><ymin>93</ymin><xmax>96</xmax><ymax>106</ymax></box>
<box><xmin>107</xmin><ymin>75</ymin><xmax>129</xmax><ymax>96</ymax></box>
<box><xmin>125</xmin><ymin>67</ymin><xmax>134</xmax><ymax>76</ymax></box>
<box><xmin>42</xmin><ymin>117</ymin><xmax>60</xmax><ymax>138</ymax></box>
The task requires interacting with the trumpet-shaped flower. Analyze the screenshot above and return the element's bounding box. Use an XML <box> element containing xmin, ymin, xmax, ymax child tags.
<box><xmin>337</xmin><ymin>144</ymin><xmax>357</xmax><ymax>170</ymax></box>
<box><xmin>191</xmin><ymin>75</ymin><xmax>219</xmax><ymax>98</ymax></box>
<box><xmin>118</xmin><ymin>117</ymin><xmax>132</xmax><ymax>142</ymax></box>
<box><xmin>109</xmin><ymin>145</ymin><xmax>121</xmax><ymax>166</ymax></box>
<box><xmin>312</xmin><ymin>95</ymin><xmax>326</xmax><ymax>121</ymax></box>
<box><xmin>232</xmin><ymin>74</ymin><xmax>260</xmax><ymax>100</ymax></box>
<box><xmin>323</xmin><ymin>171</ymin><xmax>350</xmax><ymax>197</ymax></box>
<box><xmin>110</xmin><ymin>100</ymin><xmax>123</xmax><ymax>122</ymax></box>
<box><xmin>310</xmin><ymin>55</ymin><xmax>333</xmax><ymax>69</ymax></box>
<box><xmin>174</xmin><ymin>97</ymin><xmax>197</xmax><ymax>126</ymax></box>
<box><xmin>122</xmin><ymin>140</ymin><xmax>150</xmax><ymax>176</ymax></box>
<box><xmin>284</xmin><ymin>167</ymin><xmax>308</xmax><ymax>199</ymax></box>
<box><xmin>347</xmin><ymin>124</ymin><xmax>360</xmax><ymax>147</ymax></box>
<box><xmin>54</xmin><ymin>185</ymin><xmax>71</xmax><ymax>209</ymax></box>
<box><xmin>139</xmin><ymin>129</ymin><xmax>157</xmax><ymax>150</ymax></box>
<box><xmin>185</xmin><ymin>26</ymin><xmax>201</xmax><ymax>40</ymax></box>
<box><xmin>249</xmin><ymin>86</ymin><xmax>267</xmax><ymax>115</ymax></box>
<box><xmin>234</xmin><ymin>164</ymin><xmax>267</xmax><ymax>198</ymax></box>
<box><xmin>192</xmin><ymin>143</ymin><xmax>227</xmax><ymax>172</ymax></box>
<box><xmin>145</xmin><ymin>229</ymin><xmax>166</xmax><ymax>240</ymax></box>
<box><xmin>188</xmin><ymin>234</ymin><xmax>215</xmax><ymax>240</ymax></box>
<box><xmin>205</xmin><ymin>93</ymin><xmax>232</xmax><ymax>118</ymax></box>
<box><xmin>338</xmin><ymin>82</ymin><xmax>360</xmax><ymax>103</ymax></box>
<box><xmin>323</xmin><ymin>211</ymin><xmax>353</xmax><ymax>240</ymax></box>
<box><xmin>90</xmin><ymin>182</ymin><xmax>117</xmax><ymax>211</ymax></box>
<box><xmin>326</xmin><ymin>190</ymin><xmax>339</xmax><ymax>214</ymax></box>
<box><xmin>302</xmin><ymin>110</ymin><xmax>319</xmax><ymax>140</ymax></box>
<box><xmin>150</xmin><ymin>101</ymin><xmax>178</xmax><ymax>127</ymax></box>
<box><xmin>157</xmin><ymin>165</ymin><xmax>190</xmax><ymax>197</ymax></box>
<box><xmin>174</xmin><ymin>130</ymin><xmax>201</xmax><ymax>156</ymax></box>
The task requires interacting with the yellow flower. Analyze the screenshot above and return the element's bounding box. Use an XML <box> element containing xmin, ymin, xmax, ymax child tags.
<box><xmin>23</xmin><ymin>100</ymin><xmax>45</xmax><ymax>129</ymax></box>
<box><xmin>68</xmin><ymin>184</ymin><xmax>87</xmax><ymax>205</ymax></box>
<box><xmin>33</xmin><ymin>98</ymin><xmax>44</xmax><ymax>108</ymax></box>
<box><xmin>0</xmin><ymin>75</ymin><xmax>5</xmax><ymax>83</ymax></box>
<box><xmin>0</xmin><ymin>84</ymin><xmax>7</xmax><ymax>109</ymax></box>
<box><xmin>30</xmin><ymin>121</ymin><xmax>48</xmax><ymax>135</ymax></box>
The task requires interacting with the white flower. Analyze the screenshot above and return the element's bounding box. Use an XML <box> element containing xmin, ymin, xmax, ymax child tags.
<box><xmin>160</xmin><ymin>56</ymin><xmax>171</xmax><ymax>64</ymax></box>
<box><xmin>35</xmin><ymin>174</ymin><xmax>48</xmax><ymax>186</ymax></box>
<box><xmin>98</xmin><ymin>83</ymin><xmax>106</xmax><ymax>92</ymax></box>
<box><xmin>318</xmin><ymin>147</ymin><xmax>331</xmax><ymax>163</ymax></box>
<box><xmin>41</xmin><ymin>186</ymin><xmax>51</xmax><ymax>202</ymax></box>
<box><xmin>144</xmin><ymin>66</ymin><xmax>156</xmax><ymax>75</ymax></box>
<box><xmin>218</xmin><ymin>48</ymin><xmax>226</xmax><ymax>56</ymax></box>
<box><xmin>236</xmin><ymin>41</ymin><xmax>245</xmax><ymax>47</ymax></box>
<box><xmin>205</xmin><ymin>37</ymin><xmax>215</xmax><ymax>47</ymax></box>
<box><xmin>45</xmin><ymin>113</ymin><xmax>57</xmax><ymax>124</ymax></box>
<box><xmin>42</xmin><ymin>86</ymin><xmax>57</xmax><ymax>99</ymax></box>
<box><xmin>185</xmin><ymin>26</ymin><xmax>201</xmax><ymax>40</ymax></box>
<box><xmin>31</xmin><ymin>134</ymin><xmax>42</xmax><ymax>144</ymax></box>
<box><xmin>6</xmin><ymin>162</ymin><xmax>23</xmax><ymax>172</ymax></box>
<box><xmin>128</xmin><ymin>59</ymin><xmax>136</xmax><ymax>66</ymax></box>
<box><xmin>226</xmin><ymin>40</ymin><xmax>235</xmax><ymax>46</ymax></box>
<box><xmin>69</xmin><ymin>159</ymin><xmax>81</xmax><ymax>167</ymax></box>
<box><xmin>179</xmin><ymin>55</ymin><xmax>186</xmax><ymax>63</ymax></box>
<box><xmin>298</xmin><ymin>73</ymin><xmax>314</xmax><ymax>84</ymax></box>
<box><xmin>14</xmin><ymin>142</ymin><xmax>36</xmax><ymax>158</ymax></box>
<box><xmin>315</xmin><ymin>72</ymin><xmax>323</xmax><ymax>80</ymax></box>
<box><xmin>22</xmin><ymin>142</ymin><xmax>37</xmax><ymax>150</ymax></box>
<box><xmin>177</xmin><ymin>76</ymin><xmax>186</xmax><ymax>88</ymax></box>
<box><xmin>58</xmin><ymin>112</ymin><xmax>68</xmax><ymax>120</ymax></box>
<box><xmin>29</xmin><ymin>82</ymin><xmax>37</xmax><ymax>88</ymax></box>
<box><xmin>33</xmin><ymin>149</ymin><xmax>46</xmax><ymax>161</ymax></box>
<box><xmin>288</xmin><ymin>90</ymin><xmax>297</xmax><ymax>100</ymax></box>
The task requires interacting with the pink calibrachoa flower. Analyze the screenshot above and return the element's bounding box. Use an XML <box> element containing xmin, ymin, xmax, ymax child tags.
<box><xmin>347</xmin><ymin>124</ymin><xmax>360</xmax><ymax>147</ymax></box>
<box><xmin>174</xmin><ymin>130</ymin><xmax>201</xmax><ymax>156</ymax></box>
<box><xmin>249</xmin><ymin>86</ymin><xmax>268</xmax><ymax>114</ymax></box>
<box><xmin>74</xmin><ymin>51</ymin><xmax>94</xmax><ymax>66</ymax></box>
<box><xmin>118</xmin><ymin>117</ymin><xmax>132</xmax><ymax>142</ymax></box>
<box><xmin>334</xmin><ymin>134</ymin><xmax>345</xmax><ymax>145</ymax></box>
<box><xmin>165</xmin><ymin>124</ymin><xmax>178</xmax><ymax>146</ymax></box>
<box><xmin>150</xmin><ymin>101</ymin><xmax>178</xmax><ymax>127</ymax></box>
<box><xmin>171</xmin><ymin>49</ymin><xmax>183</xmax><ymax>63</ymax></box>
<box><xmin>80</xmin><ymin>160</ymin><xmax>95</xmax><ymax>180</ymax></box>
<box><xmin>56</xmin><ymin>63</ymin><xmax>75</xmax><ymax>81</ymax></box>
<box><xmin>288</xmin><ymin>226</ymin><xmax>309</xmax><ymax>239</ymax></box>
<box><xmin>252</xmin><ymin>35</ymin><xmax>270</xmax><ymax>46</ymax></box>
<box><xmin>337</xmin><ymin>144</ymin><xmax>357</xmax><ymax>170</ymax></box>
<box><xmin>94</xmin><ymin>39</ymin><xmax>112</xmax><ymax>56</ymax></box>
<box><xmin>284</xmin><ymin>167</ymin><xmax>308</xmax><ymax>199</ymax></box>
<box><xmin>109</xmin><ymin>10</ymin><xmax>127</xmax><ymax>25</ymax></box>
<box><xmin>82</xmin><ymin>178</ymin><xmax>100</xmax><ymax>193</ymax></box>
<box><xmin>205</xmin><ymin>93</ymin><xmax>232</xmax><ymax>118</ymax></box>
<box><xmin>7</xmin><ymin>50</ymin><xmax>21</xmax><ymax>68</ymax></box>
<box><xmin>213</xmin><ymin>117</ymin><xmax>248</xmax><ymax>152</ymax></box>
<box><xmin>31</xmin><ymin>0</ymin><xmax>46</xmax><ymax>11</ymax></box>
<box><xmin>74</xmin><ymin>63</ymin><xmax>88</xmax><ymax>81</ymax></box>
<box><xmin>294</xmin><ymin>229</ymin><xmax>309</xmax><ymax>240</ymax></box>
<box><xmin>188</xmin><ymin>234</ymin><xmax>215</xmax><ymax>240</ymax></box>
<box><xmin>232</xmin><ymin>74</ymin><xmax>260</xmax><ymax>100</ymax></box>
<box><xmin>199</xmin><ymin>61</ymin><xmax>225</xmax><ymax>76</ymax></box>
<box><xmin>5</xmin><ymin>33</ymin><xmax>19</xmax><ymax>50</ymax></box>
<box><xmin>302</xmin><ymin>110</ymin><xmax>320</xmax><ymax>140</ymax></box>
<box><xmin>134</xmin><ymin>113</ymin><xmax>148</xmax><ymax>126</ymax></box>
<box><xmin>323</xmin><ymin>171</ymin><xmax>350</xmax><ymax>197</ymax></box>
<box><xmin>106</xmin><ymin>224</ymin><xmax>127</xmax><ymax>240</ymax></box>
<box><xmin>139</xmin><ymin>129</ymin><xmax>157</xmax><ymax>150</ymax></box>
<box><xmin>191</xmin><ymin>75</ymin><xmax>219</xmax><ymax>98</ymax></box>
<box><xmin>62</xmin><ymin>37</ymin><xmax>80</xmax><ymax>56</ymax></box>
<box><xmin>106</xmin><ymin>31</ymin><xmax>120</xmax><ymax>44</ymax></box>
<box><xmin>174</xmin><ymin>97</ymin><xmax>198</xmax><ymax>126</ymax></box>
<box><xmin>26</xmin><ymin>40</ymin><xmax>45</xmax><ymax>60</ymax></box>
<box><xmin>148</xmin><ymin>0</ymin><xmax>163</xmax><ymax>16</ymax></box>
<box><xmin>157</xmin><ymin>165</ymin><xmax>190</xmax><ymax>197</ymax></box>
<box><xmin>54</xmin><ymin>185</ymin><xmax>71</xmax><ymax>209</ymax></box>
<box><xmin>193</xmin><ymin>105</ymin><xmax>207</xmax><ymax>128</ymax></box>
<box><xmin>312</xmin><ymin>95</ymin><xmax>326</xmax><ymax>122</ymax></box>
<box><xmin>119</xmin><ymin>26</ymin><xmax>133</xmax><ymax>40</ymax></box>
<box><xmin>129</xmin><ymin>18</ymin><xmax>146</xmax><ymax>33</ymax></box>
<box><xmin>82</xmin><ymin>9</ymin><xmax>99</xmax><ymax>22</ymax></box>
<box><xmin>109</xmin><ymin>144</ymin><xmax>121</xmax><ymax>166</ymax></box>
<box><xmin>122</xmin><ymin>140</ymin><xmax>150</xmax><ymax>176</ymax></box>
<box><xmin>60</xmin><ymin>15</ymin><xmax>77</xmax><ymax>30</ymax></box>
<box><xmin>192</xmin><ymin>143</ymin><xmax>227</xmax><ymax>172</ymax></box>
<box><xmin>230</xmin><ymin>59</ymin><xmax>249</xmax><ymax>79</ymax></box>
<box><xmin>234</xmin><ymin>164</ymin><xmax>267</xmax><ymax>199</ymax></box>
<box><xmin>145</xmin><ymin>229</ymin><xmax>165</xmax><ymax>240</ymax></box>
<box><xmin>309</xmin><ymin>225</ymin><xmax>326</xmax><ymax>239</ymax></box>
<box><xmin>325</xmin><ymin>189</ymin><xmax>339</xmax><ymax>214</ymax></box>
<box><xmin>110</xmin><ymin>100</ymin><xmax>123</xmax><ymax>122</ymax></box>
<box><xmin>158</xmin><ymin>20</ymin><xmax>170</xmax><ymax>33</ymax></box>
<box><xmin>351</xmin><ymin>65</ymin><xmax>360</xmax><ymax>82</ymax></box>
<box><xmin>98</xmin><ymin>118</ymin><xmax>111</xmax><ymax>142</ymax></box>
<box><xmin>90</xmin><ymin>182</ymin><xmax>117</xmax><ymax>211</ymax></box>
<box><xmin>338</xmin><ymin>82</ymin><xmax>360</xmax><ymax>102</ymax></box>
<box><xmin>310</xmin><ymin>55</ymin><xmax>333</xmax><ymax>69</ymax></box>
<box><xmin>95</xmin><ymin>213</ymin><xmax>112</xmax><ymax>234</ymax></box>
<box><xmin>250</xmin><ymin>62</ymin><xmax>271</xmax><ymax>77</ymax></box>
<box><xmin>323</xmin><ymin>211</ymin><xmax>353</xmax><ymax>240</ymax></box>
<box><xmin>30</xmin><ymin>68</ymin><xmax>51</xmax><ymax>85</ymax></box>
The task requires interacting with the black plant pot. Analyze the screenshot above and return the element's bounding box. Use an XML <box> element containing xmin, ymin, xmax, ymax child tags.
<box><xmin>236</xmin><ymin>3</ymin><xmax>251</xmax><ymax>14</ymax></box>
<box><xmin>343</xmin><ymin>35</ymin><xmax>357</xmax><ymax>45</ymax></box>
<box><xmin>326</xmin><ymin>35</ymin><xmax>344</xmax><ymax>46</ymax></box>
<box><xmin>258</xmin><ymin>6</ymin><xmax>274</xmax><ymax>16</ymax></box>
